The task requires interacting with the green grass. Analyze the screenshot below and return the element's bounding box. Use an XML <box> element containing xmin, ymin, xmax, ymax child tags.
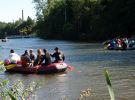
<box><xmin>0</xmin><ymin>79</ymin><xmax>43</xmax><ymax>100</ymax></box>
<box><xmin>104</xmin><ymin>69</ymin><xmax>115</xmax><ymax>100</ymax></box>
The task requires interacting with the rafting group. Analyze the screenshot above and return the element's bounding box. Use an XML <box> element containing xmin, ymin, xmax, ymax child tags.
<box><xmin>3</xmin><ymin>47</ymin><xmax>70</xmax><ymax>74</ymax></box>
<box><xmin>103</xmin><ymin>37</ymin><xmax>135</xmax><ymax>50</ymax></box>
<box><xmin>4</xmin><ymin>47</ymin><xmax>65</xmax><ymax>67</ymax></box>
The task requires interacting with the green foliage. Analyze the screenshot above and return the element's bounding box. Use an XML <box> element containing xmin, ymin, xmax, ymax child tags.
<box><xmin>1</xmin><ymin>0</ymin><xmax>135</xmax><ymax>40</ymax></box>
<box><xmin>7</xmin><ymin>91</ymin><xmax>16</xmax><ymax>100</ymax></box>
<box><xmin>17</xmin><ymin>16</ymin><xmax>35</xmax><ymax>35</ymax></box>
<box><xmin>33</xmin><ymin>0</ymin><xmax>135</xmax><ymax>41</ymax></box>
<box><xmin>0</xmin><ymin>79</ymin><xmax>43</xmax><ymax>100</ymax></box>
<box><xmin>62</xmin><ymin>22</ymin><xmax>75</xmax><ymax>39</ymax></box>
<box><xmin>0</xmin><ymin>16</ymin><xmax>35</xmax><ymax>38</ymax></box>
<box><xmin>104</xmin><ymin>69</ymin><xmax>115</xmax><ymax>100</ymax></box>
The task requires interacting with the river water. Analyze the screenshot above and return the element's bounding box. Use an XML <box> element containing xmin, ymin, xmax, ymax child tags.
<box><xmin>0</xmin><ymin>38</ymin><xmax>135</xmax><ymax>100</ymax></box>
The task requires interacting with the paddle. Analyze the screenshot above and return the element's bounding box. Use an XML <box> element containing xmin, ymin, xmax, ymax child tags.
<box><xmin>0</xmin><ymin>61</ymin><xmax>4</xmax><ymax>65</ymax></box>
<box><xmin>0</xmin><ymin>60</ymin><xmax>18</xmax><ymax>70</ymax></box>
<box><xmin>5</xmin><ymin>64</ymin><xmax>17</xmax><ymax>70</ymax></box>
<box><xmin>0</xmin><ymin>61</ymin><xmax>5</xmax><ymax>71</ymax></box>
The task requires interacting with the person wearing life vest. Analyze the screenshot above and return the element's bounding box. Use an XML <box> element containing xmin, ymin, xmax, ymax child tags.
<box><xmin>21</xmin><ymin>50</ymin><xmax>31</xmax><ymax>67</ymax></box>
<box><xmin>34</xmin><ymin>49</ymin><xmax>44</xmax><ymax>66</ymax></box>
<box><xmin>29</xmin><ymin>49</ymin><xmax>36</xmax><ymax>66</ymax></box>
<box><xmin>51</xmin><ymin>47</ymin><xmax>65</xmax><ymax>63</ymax></box>
<box><xmin>43</xmin><ymin>49</ymin><xmax>52</xmax><ymax>65</ymax></box>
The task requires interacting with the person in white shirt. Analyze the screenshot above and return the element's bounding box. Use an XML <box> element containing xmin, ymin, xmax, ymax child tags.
<box><xmin>9</xmin><ymin>49</ymin><xmax>20</xmax><ymax>64</ymax></box>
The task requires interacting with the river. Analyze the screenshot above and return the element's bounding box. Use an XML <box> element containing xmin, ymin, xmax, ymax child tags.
<box><xmin>0</xmin><ymin>38</ymin><xmax>135</xmax><ymax>100</ymax></box>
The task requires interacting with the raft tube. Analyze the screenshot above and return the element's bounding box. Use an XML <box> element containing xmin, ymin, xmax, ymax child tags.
<box><xmin>5</xmin><ymin>62</ymin><xmax>72</xmax><ymax>74</ymax></box>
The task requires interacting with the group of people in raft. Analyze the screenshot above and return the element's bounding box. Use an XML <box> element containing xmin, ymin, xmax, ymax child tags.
<box><xmin>4</xmin><ymin>47</ymin><xmax>65</xmax><ymax>67</ymax></box>
<box><xmin>105</xmin><ymin>37</ymin><xmax>135</xmax><ymax>50</ymax></box>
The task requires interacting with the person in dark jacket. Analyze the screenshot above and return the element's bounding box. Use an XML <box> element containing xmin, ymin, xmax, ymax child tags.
<box><xmin>34</xmin><ymin>49</ymin><xmax>44</xmax><ymax>66</ymax></box>
<box><xmin>43</xmin><ymin>49</ymin><xmax>52</xmax><ymax>65</ymax></box>
<box><xmin>51</xmin><ymin>47</ymin><xmax>65</xmax><ymax>62</ymax></box>
<box><xmin>29</xmin><ymin>49</ymin><xmax>36</xmax><ymax>65</ymax></box>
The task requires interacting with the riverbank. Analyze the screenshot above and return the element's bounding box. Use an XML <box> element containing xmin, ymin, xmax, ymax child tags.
<box><xmin>7</xmin><ymin>34</ymin><xmax>37</xmax><ymax>39</ymax></box>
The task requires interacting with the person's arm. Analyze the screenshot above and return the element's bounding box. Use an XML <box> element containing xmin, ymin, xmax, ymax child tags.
<box><xmin>62</xmin><ymin>54</ymin><xmax>65</xmax><ymax>61</ymax></box>
<box><xmin>60</xmin><ymin>51</ymin><xmax>65</xmax><ymax>61</ymax></box>
<box><xmin>38</xmin><ymin>55</ymin><xmax>45</xmax><ymax>65</ymax></box>
<box><xmin>32</xmin><ymin>54</ymin><xmax>36</xmax><ymax>61</ymax></box>
<box><xmin>28</xmin><ymin>56</ymin><xmax>32</xmax><ymax>63</ymax></box>
<box><xmin>51</xmin><ymin>53</ymin><xmax>55</xmax><ymax>57</ymax></box>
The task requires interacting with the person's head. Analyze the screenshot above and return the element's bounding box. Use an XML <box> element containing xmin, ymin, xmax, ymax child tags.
<box><xmin>29</xmin><ymin>49</ymin><xmax>33</xmax><ymax>54</ymax></box>
<box><xmin>10</xmin><ymin>49</ymin><xmax>14</xmax><ymax>53</ymax></box>
<box><xmin>24</xmin><ymin>50</ymin><xmax>29</xmax><ymax>55</ymax></box>
<box><xmin>37</xmin><ymin>49</ymin><xmax>42</xmax><ymax>55</ymax></box>
<box><xmin>43</xmin><ymin>49</ymin><xmax>47</xmax><ymax>53</ymax></box>
<box><xmin>54</xmin><ymin>47</ymin><xmax>59</xmax><ymax>52</ymax></box>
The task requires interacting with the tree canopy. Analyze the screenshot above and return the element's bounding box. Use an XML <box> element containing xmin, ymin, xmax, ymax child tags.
<box><xmin>32</xmin><ymin>0</ymin><xmax>135</xmax><ymax>41</ymax></box>
<box><xmin>0</xmin><ymin>17</ymin><xmax>35</xmax><ymax>39</ymax></box>
<box><xmin>1</xmin><ymin>0</ymin><xmax>135</xmax><ymax>41</ymax></box>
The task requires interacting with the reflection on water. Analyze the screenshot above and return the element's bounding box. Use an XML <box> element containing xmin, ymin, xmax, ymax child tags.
<box><xmin>0</xmin><ymin>38</ymin><xmax>135</xmax><ymax>100</ymax></box>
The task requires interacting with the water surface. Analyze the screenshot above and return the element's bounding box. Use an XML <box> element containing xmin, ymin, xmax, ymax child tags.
<box><xmin>0</xmin><ymin>38</ymin><xmax>135</xmax><ymax>100</ymax></box>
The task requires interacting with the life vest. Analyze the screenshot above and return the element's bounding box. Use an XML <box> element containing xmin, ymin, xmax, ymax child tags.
<box><xmin>21</xmin><ymin>56</ymin><xmax>30</xmax><ymax>67</ymax></box>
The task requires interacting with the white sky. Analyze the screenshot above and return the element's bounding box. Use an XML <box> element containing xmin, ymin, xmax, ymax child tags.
<box><xmin>0</xmin><ymin>0</ymin><xmax>36</xmax><ymax>22</ymax></box>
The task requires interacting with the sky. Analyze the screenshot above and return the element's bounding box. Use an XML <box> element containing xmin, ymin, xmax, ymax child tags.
<box><xmin>0</xmin><ymin>0</ymin><xmax>36</xmax><ymax>22</ymax></box>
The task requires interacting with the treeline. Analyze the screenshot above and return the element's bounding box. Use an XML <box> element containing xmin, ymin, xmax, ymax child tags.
<box><xmin>33</xmin><ymin>0</ymin><xmax>135</xmax><ymax>41</ymax></box>
<box><xmin>0</xmin><ymin>17</ymin><xmax>35</xmax><ymax>38</ymax></box>
<box><xmin>0</xmin><ymin>0</ymin><xmax>135</xmax><ymax>41</ymax></box>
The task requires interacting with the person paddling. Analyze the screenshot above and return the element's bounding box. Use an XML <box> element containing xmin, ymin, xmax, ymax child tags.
<box><xmin>51</xmin><ymin>47</ymin><xmax>65</xmax><ymax>63</ymax></box>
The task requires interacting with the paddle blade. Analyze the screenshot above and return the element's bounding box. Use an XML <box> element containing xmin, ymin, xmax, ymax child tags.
<box><xmin>5</xmin><ymin>64</ymin><xmax>17</xmax><ymax>70</ymax></box>
<box><xmin>0</xmin><ymin>61</ymin><xmax>4</xmax><ymax>65</ymax></box>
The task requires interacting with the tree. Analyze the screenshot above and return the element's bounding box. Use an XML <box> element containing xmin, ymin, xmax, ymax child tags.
<box><xmin>33</xmin><ymin>0</ymin><xmax>135</xmax><ymax>41</ymax></box>
<box><xmin>17</xmin><ymin>16</ymin><xmax>35</xmax><ymax>35</ymax></box>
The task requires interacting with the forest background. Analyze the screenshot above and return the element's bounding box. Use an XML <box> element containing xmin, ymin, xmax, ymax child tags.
<box><xmin>0</xmin><ymin>0</ymin><xmax>135</xmax><ymax>41</ymax></box>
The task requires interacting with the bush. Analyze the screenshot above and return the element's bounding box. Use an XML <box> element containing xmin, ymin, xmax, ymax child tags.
<box><xmin>62</xmin><ymin>23</ymin><xmax>75</xmax><ymax>39</ymax></box>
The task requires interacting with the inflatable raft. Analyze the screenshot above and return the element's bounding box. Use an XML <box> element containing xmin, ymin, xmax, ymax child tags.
<box><xmin>5</xmin><ymin>62</ymin><xmax>72</xmax><ymax>74</ymax></box>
